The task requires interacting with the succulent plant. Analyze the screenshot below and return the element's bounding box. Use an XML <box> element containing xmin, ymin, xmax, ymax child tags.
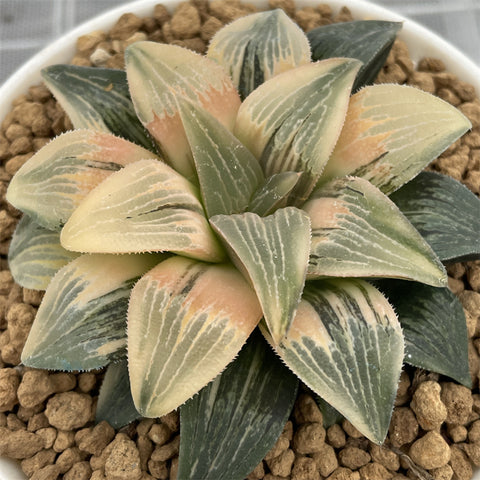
<box><xmin>6</xmin><ymin>8</ymin><xmax>480</xmax><ymax>479</ymax></box>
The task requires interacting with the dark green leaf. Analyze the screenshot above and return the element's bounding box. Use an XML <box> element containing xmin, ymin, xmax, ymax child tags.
<box><xmin>42</xmin><ymin>65</ymin><xmax>156</xmax><ymax>151</ymax></box>
<box><xmin>178</xmin><ymin>330</ymin><xmax>298</xmax><ymax>480</ymax></box>
<box><xmin>391</xmin><ymin>171</ymin><xmax>480</xmax><ymax>263</ymax></box>
<box><xmin>307</xmin><ymin>20</ymin><xmax>402</xmax><ymax>91</ymax></box>
<box><xmin>96</xmin><ymin>359</ymin><xmax>140</xmax><ymax>428</ymax></box>
<box><xmin>380</xmin><ymin>279</ymin><xmax>471</xmax><ymax>387</ymax></box>
<box><xmin>313</xmin><ymin>394</ymin><xmax>344</xmax><ymax>428</ymax></box>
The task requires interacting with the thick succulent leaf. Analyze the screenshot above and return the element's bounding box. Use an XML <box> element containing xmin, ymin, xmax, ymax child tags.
<box><xmin>178</xmin><ymin>330</ymin><xmax>298</xmax><ymax>480</ymax></box>
<box><xmin>210</xmin><ymin>207</ymin><xmax>311</xmax><ymax>344</ymax></box>
<box><xmin>6</xmin><ymin>130</ymin><xmax>157</xmax><ymax>230</ymax></box>
<box><xmin>304</xmin><ymin>176</ymin><xmax>447</xmax><ymax>287</ymax></box>
<box><xmin>61</xmin><ymin>159</ymin><xmax>224</xmax><ymax>262</ymax></box>
<box><xmin>179</xmin><ymin>99</ymin><xmax>264</xmax><ymax>217</ymax></box>
<box><xmin>307</xmin><ymin>21</ymin><xmax>402</xmax><ymax>91</ymax></box>
<box><xmin>265</xmin><ymin>279</ymin><xmax>403</xmax><ymax>444</ymax></box>
<box><xmin>379</xmin><ymin>280</ymin><xmax>471</xmax><ymax>387</ymax></box>
<box><xmin>323</xmin><ymin>85</ymin><xmax>472</xmax><ymax>195</ymax></box>
<box><xmin>42</xmin><ymin>65</ymin><xmax>156</xmax><ymax>151</ymax></box>
<box><xmin>207</xmin><ymin>9</ymin><xmax>311</xmax><ymax>99</ymax></box>
<box><xmin>127</xmin><ymin>256</ymin><xmax>262</xmax><ymax>417</ymax></box>
<box><xmin>248</xmin><ymin>171</ymin><xmax>301</xmax><ymax>216</ymax></box>
<box><xmin>235</xmin><ymin>58</ymin><xmax>361</xmax><ymax>203</ymax></box>
<box><xmin>390</xmin><ymin>171</ymin><xmax>480</xmax><ymax>262</ymax></box>
<box><xmin>96</xmin><ymin>359</ymin><xmax>140</xmax><ymax>428</ymax></box>
<box><xmin>313</xmin><ymin>395</ymin><xmax>344</xmax><ymax>428</ymax></box>
<box><xmin>125</xmin><ymin>41</ymin><xmax>241</xmax><ymax>180</ymax></box>
<box><xmin>21</xmin><ymin>253</ymin><xmax>161</xmax><ymax>371</ymax></box>
<box><xmin>8</xmin><ymin>215</ymin><xmax>79</xmax><ymax>290</ymax></box>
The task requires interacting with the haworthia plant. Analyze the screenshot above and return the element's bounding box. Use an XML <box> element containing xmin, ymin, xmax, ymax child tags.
<box><xmin>6</xmin><ymin>9</ymin><xmax>479</xmax><ymax>479</ymax></box>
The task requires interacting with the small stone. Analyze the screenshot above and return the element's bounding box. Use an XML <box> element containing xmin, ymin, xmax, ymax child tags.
<box><xmin>20</xmin><ymin>449</ymin><xmax>57</xmax><ymax>477</ymax></box>
<box><xmin>312</xmin><ymin>443</ymin><xmax>338</xmax><ymax>477</ymax></box>
<box><xmin>292</xmin><ymin>456</ymin><xmax>320</xmax><ymax>480</ymax></box>
<box><xmin>0</xmin><ymin>368</ymin><xmax>19</xmax><ymax>411</ymax></box>
<box><xmin>30</xmin><ymin>464</ymin><xmax>61</xmax><ymax>480</ymax></box>
<box><xmin>462</xmin><ymin>441</ymin><xmax>480</xmax><ymax>466</ymax></box>
<box><xmin>0</xmin><ymin>426</ymin><xmax>44</xmax><ymax>459</ymax></box>
<box><xmin>327</xmin><ymin>423</ymin><xmax>346</xmax><ymax>448</ymax></box>
<box><xmin>64</xmin><ymin>461</ymin><xmax>92</xmax><ymax>480</ymax></box>
<box><xmin>460</xmin><ymin>101</ymin><xmax>480</xmax><ymax>128</ymax></box>
<box><xmin>408</xmin><ymin>431</ymin><xmax>450</xmax><ymax>469</ymax></box>
<box><xmin>45</xmin><ymin>392</ymin><xmax>92</xmax><ymax>430</ymax></box>
<box><xmin>359</xmin><ymin>462</ymin><xmax>393</xmax><ymax>480</ymax></box>
<box><xmin>77</xmin><ymin>372</ymin><xmax>96</xmax><ymax>393</ymax></box>
<box><xmin>266</xmin><ymin>448</ymin><xmax>295</xmax><ymax>477</ymax></box>
<box><xmin>54</xmin><ymin>430</ymin><xmax>75</xmax><ymax>452</ymax></box>
<box><xmin>148</xmin><ymin>422</ymin><xmax>172</xmax><ymax>445</ymax></box>
<box><xmin>36</xmin><ymin>426</ymin><xmax>57</xmax><ymax>449</ymax></box>
<box><xmin>449</xmin><ymin>445</ymin><xmax>473</xmax><ymax>480</ymax></box>
<box><xmin>150</xmin><ymin>435</ymin><xmax>179</xmax><ymax>461</ymax></box>
<box><xmin>17</xmin><ymin>369</ymin><xmax>55</xmax><ymax>409</ymax></box>
<box><xmin>418</xmin><ymin>57</ymin><xmax>446</xmax><ymax>72</ymax></box>
<box><xmin>50</xmin><ymin>372</ymin><xmax>76</xmax><ymax>392</ymax></box>
<box><xmin>171</xmin><ymin>3</ymin><xmax>201</xmax><ymax>39</ymax></box>
<box><xmin>268</xmin><ymin>0</ymin><xmax>296</xmax><ymax>16</ymax></box>
<box><xmin>388</xmin><ymin>407</ymin><xmax>419</xmax><ymax>447</ymax></box>
<box><xmin>369</xmin><ymin>443</ymin><xmax>400</xmax><ymax>471</ymax></box>
<box><xmin>104</xmin><ymin>434</ymin><xmax>142</xmax><ymax>480</ymax></box>
<box><xmin>294</xmin><ymin>393</ymin><xmax>323</xmax><ymax>424</ymax></box>
<box><xmin>56</xmin><ymin>446</ymin><xmax>83</xmax><ymax>474</ymax></box>
<box><xmin>342</xmin><ymin>419</ymin><xmax>364</xmax><ymax>438</ymax></box>
<box><xmin>447</xmin><ymin>424</ymin><xmax>467</xmax><ymax>443</ymax></box>
<box><xmin>338</xmin><ymin>447</ymin><xmax>371</xmax><ymax>469</ymax></box>
<box><xmin>110</xmin><ymin>13</ymin><xmax>143</xmax><ymax>40</ymax></box>
<box><xmin>293</xmin><ymin>422</ymin><xmax>326</xmax><ymax>454</ymax></box>
<box><xmin>440</xmin><ymin>382</ymin><xmax>473</xmax><ymax>425</ymax></box>
<box><xmin>76</xmin><ymin>421</ymin><xmax>115</xmax><ymax>456</ymax></box>
<box><xmin>327</xmin><ymin>467</ymin><xmax>361</xmax><ymax>480</ymax></box>
<box><xmin>264</xmin><ymin>435</ymin><xmax>289</xmax><ymax>461</ymax></box>
<box><xmin>408</xmin><ymin>71</ymin><xmax>436</xmax><ymax>94</ymax></box>
<box><xmin>430</xmin><ymin>464</ymin><xmax>453</xmax><ymax>480</ymax></box>
<box><xmin>410</xmin><ymin>381</ymin><xmax>447</xmax><ymax>430</ymax></box>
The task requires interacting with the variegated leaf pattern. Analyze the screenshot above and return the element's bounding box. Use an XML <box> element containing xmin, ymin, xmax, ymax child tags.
<box><xmin>127</xmin><ymin>256</ymin><xmax>262</xmax><ymax>417</ymax></box>
<box><xmin>179</xmin><ymin>99</ymin><xmax>264</xmax><ymax>217</ymax></box>
<box><xmin>60</xmin><ymin>159</ymin><xmax>225</xmax><ymax>262</ymax></box>
<box><xmin>304</xmin><ymin>176</ymin><xmax>447</xmax><ymax>287</ymax></box>
<box><xmin>322</xmin><ymin>84</ymin><xmax>472</xmax><ymax>194</ymax></box>
<box><xmin>265</xmin><ymin>279</ymin><xmax>403</xmax><ymax>444</ymax></box>
<box><xmin>6</xmin><ymin>130</ymin><xmax>157</xmax><ymax>230</ymax></box>
<box><xmin>248</xmin><ymin>171</ymin><xmax>301</xmax><ymax>217</ymax></box>
<box><xmin>96</xmin><ymin>359</ymin><xmax>141</xmax><ymax>428</ymax></box>
<box><xmin>41</xmin><ymin>65</ymin><xmax>156</xmax><ymax>151</ymax></box>
<box><xmin>207</xmin><ymin>9</ymin><xmax>311</xmax><ymax>99</ymax></box>
<box><xmin>178</xmin><ymin>330</ymin><xmax>298</xmax><ymax>480</ymax></box>
<box><xmin>210</xmin><ymin>207</ymin><xmax>311</xmax><ymax>344</ymax></box>
<box><xmin>21</xmin><ymin>253</ymin><xmax>161</xmax><ymax>371</ymax></box>
<box><xmin>125</xmin><ymin>41</ymin><xmax>241</xmax><ymax>180</ymax></box>
<box><xmin>8</xmin><ymin>215</ymin><xmax>80</xmax><ymax>290</ymax></box>
<box><xmin>390</xmin><ymin>171</ymin><xmax>480</xmax><ymax>262</ymax></box>
<box><xmin>234</xmin><ymin>58</ymin><xmax>361</xmax><ymax>203</ymax></box>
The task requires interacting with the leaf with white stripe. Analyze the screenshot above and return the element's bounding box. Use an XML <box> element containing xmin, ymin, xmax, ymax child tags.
<box><xmin>128</xmin><ymin>256</ymin><xmax>262</xmax><ymax>417</ymax></box>
<box><xmin>380</xmin><ymin>280</ymin><xmax>471</xmax><ymax>387</ymax></box>
<box><xmin>8</xmin><ymin>215</ymin><xmax>80</xmax><ymax>290</ymax></box>
<box><xmin>6</xmin><ymin>130</ymin><xmax>157</xmax><ymax>230</ymax></box>
<box><xmin>126</xmin><ymin>41</ymin><xmax>241</xmax><ymax>180</ymax></box>
<box><xmin>21</xmin><ymin>253</ymin><xmax>161</xmax><ymax>371</ymax></box>
<box><xmin>207</xmin><ymin>9</ymin><xmax>311</xmax><ymax>99</ymax></box>
<box><xmin>266</xmin><ymin>279</ymin><xmax>404</xmax><ymax>444</ymax></box>
<box><xmin>322</xmin><ymin>85</ymin><xmax>472</xmax><ymax>194</ymax></box>
<box><xmin>210</xmin><ymin>207</ymin><xmax>311</xmax><ymax>344</ymax></box>
<box><xmin>235</xmin><ymin>58</ymin><xmax>361</xmax><ymax>203</ymax></box>
<box><xmin>390</xmin><ymin>171</ymin><xmax>480</xmax><ymax>262</ymax></box>
<box><xmin>304</xmin><ymin>176</ymin><xmax>447</xmax><ymax>287</ymax></box>
<box><xmin>178</xmin><ymin>330</ymin><xmax>298</xmax><ymax>480</ymax></box>
<box><xmin>248</xmin><ymin>171</ymin><xmax>301</xmax><ymax>217</ymax></box>
<box><xmin>179</xmin><ymin>99</ymin><xmax>264</xmax><ymax>217</ymax></box>
<box><xmin>96</xmin><ymin>359</ymin><xmax>141</xmax><ymax>428</ymax></box>
<box><xmin>42</xmin><ymin>65</ymin><xmax>156</xmax><ymax>151</ymax></box>
<box><xmin>61</xmin><ymin>159</ymin><xmax>225</xmax><ymax>262</ymax></box>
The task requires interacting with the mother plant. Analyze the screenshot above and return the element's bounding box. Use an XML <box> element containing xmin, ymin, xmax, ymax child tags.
<box><xmin>6</xmin><ymin>9</ymin><xmax>480</xmax><ymax>479</ymax></box>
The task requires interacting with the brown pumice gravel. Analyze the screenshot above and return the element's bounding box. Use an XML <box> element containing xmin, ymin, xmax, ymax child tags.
<box><xmin>0</xmin><ymin>1</ymin><xmax>480</xmax><ymax>479</ymax></box>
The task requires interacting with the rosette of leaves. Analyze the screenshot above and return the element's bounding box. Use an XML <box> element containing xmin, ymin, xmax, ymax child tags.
<box><xmin>6</xmin><ymin>9</ymin><xmax>480</xmax><ymax>479</ymax></box>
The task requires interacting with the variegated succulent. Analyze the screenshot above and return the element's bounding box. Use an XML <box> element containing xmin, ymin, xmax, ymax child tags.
<box><xmin>6</xmin><ymin>9</ymin><xmax>480</xmax><ymax>479</ymax></box>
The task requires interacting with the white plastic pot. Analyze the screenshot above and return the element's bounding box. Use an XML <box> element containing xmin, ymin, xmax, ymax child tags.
<box><xmin>0</xmin><ymin>1</ymin><xmax>479</xmax><ymax>478</ymax></box>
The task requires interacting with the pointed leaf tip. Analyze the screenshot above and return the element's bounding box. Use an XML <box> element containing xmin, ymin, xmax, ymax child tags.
<box><xmin>128</xmin><ymin>256</ymin><xmax>262</xmax><ymax>417</ymax></box>
<box><xmin>267</xmin><ymin>279</ymin><xmax>404</xmax><ymax>444</ymax></box>
<box><xmin>210</xmin><ymin>207</ymin><xmax>311</xmax><ymax>344</ymax></box>
<box><xmin>207</xmin><ymin>9</ymin><xmax>311</xmax><ymax>99</ymax></box>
